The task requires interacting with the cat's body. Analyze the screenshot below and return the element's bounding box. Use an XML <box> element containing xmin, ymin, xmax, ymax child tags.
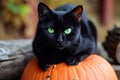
<box><xmin>33</xmin><ymin>3</ymin><xmax>97</xmax><ymax>70</ymax></box>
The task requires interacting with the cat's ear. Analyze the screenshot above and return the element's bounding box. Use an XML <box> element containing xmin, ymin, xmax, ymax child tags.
<box><xmin>65</xmin><ymin>5</ymin><xmax>83</xmax><ymax>22</ymax></box>
<box><xmin>38</xmin><ymin>2</ymin><xmax>52</xmax><ymax>21</ymax></box>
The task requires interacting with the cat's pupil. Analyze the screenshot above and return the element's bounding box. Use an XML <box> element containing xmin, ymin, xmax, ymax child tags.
<box><xmin>64</xmin><ymin>28</ymin><xmax>72</xmax><ymax>34</ymax></box>
<box><xmin>48</xmin><ymin>27</ymin><xmax>54</xmax><ymax>33</ymax></box>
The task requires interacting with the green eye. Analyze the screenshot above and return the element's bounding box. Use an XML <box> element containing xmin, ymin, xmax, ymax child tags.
<box><xmin>64</xmin><ymin>28</ymin><xmax>72</xmax><ymax>34</ymax></box>
<box><xmin>48</xmin><ymin>28</ymin><xmax>54</xmax><ymax>33</ymax></box>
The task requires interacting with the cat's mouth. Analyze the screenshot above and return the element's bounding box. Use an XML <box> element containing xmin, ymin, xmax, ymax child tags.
<box><xmin>56</xmin><ymin>42</ymin><xmax>70</xmax><ymax>50</ymax></box>
<box><xmin>57</xmin><ymin>47</ymin><xmax>64</xmax><ymax>50</ymax></box>
<box><xmin>56</xmin><ymin>45</ymin><xmax>65</xmax><ymax>50</ymax></box>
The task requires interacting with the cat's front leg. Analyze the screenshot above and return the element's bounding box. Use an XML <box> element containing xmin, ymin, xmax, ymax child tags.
<box><xmin>38</xmin><ymin>61</ymin><xmax>50</xmax><ymax>71</ymax></box>
<box><xmin>66</xmin><ymin>53</ymin><xmax>90</xmax><ymax>65</ymax></box>
<box><xmin>66</xmin><ymin>57</ymin><xmax>81</xmax><ymax>65</ymax></box>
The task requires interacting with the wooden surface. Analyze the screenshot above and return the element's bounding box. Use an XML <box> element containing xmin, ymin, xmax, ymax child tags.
<box><xmin>0</xmin><ymin>39</ymin><xmax>33</xmax><ymax>80</ymax></box>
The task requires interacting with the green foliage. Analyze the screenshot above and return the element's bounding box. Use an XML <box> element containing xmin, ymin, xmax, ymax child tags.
<box><xmin>6</xmin><ymin>0</ymin><xmax>31</xmax><ymax>16</ymax></box>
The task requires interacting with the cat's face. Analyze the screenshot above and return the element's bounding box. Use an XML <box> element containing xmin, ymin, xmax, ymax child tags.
<box><xmin>36</xmin><ymin>3</ymin><xmax>83</xmax><ymax>50</ymax></box>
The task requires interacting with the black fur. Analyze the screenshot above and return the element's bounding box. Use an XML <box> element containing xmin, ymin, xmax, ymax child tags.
<box><xmin>32</xmin><ymin>2</ymin><xmax>97</xmax><ymax>70</ymax></box>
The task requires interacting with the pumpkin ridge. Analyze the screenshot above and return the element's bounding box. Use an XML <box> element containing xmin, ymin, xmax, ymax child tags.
<box><xmin>94</xmin><ymin>63</ymin><xmax>106</xmax><ymax>80</ymax></box>
<box><xmin>80</xmin><ymin>63</ymin><xmax>88</xmax><ymax>80</ymax></box>
<box><xmin>75</xmin><ymin>67</ymin><xmax>80</xmax><ymax>80</ymax></box>
<box><xmin>45</xmin><ymin>65</ymin><xmax>54</xmax><ymax>80</ymax></box>
<box><xmin>42</xmin><ymin>69</ymin><xmax>49</xmax><ymax>80</ymax></box>
<box><xmin>82</xmin><ymin>63</ymin><xmax>96</xmax><ymax>80</ymax></box>
<box><xmin>37</xmin><ymin>70</ymin><xmax>43</xmax><ymax>80</ymax></box>
<box><xmin>56</xmin><ymin>65</ymin><xmax>59</xmax><ymax>80</ymax></box>
<box><xmin>75</xmin><ymin>64</ymin><xmax>86</xmax><ymax>80</ymax></box>
<box><xmin>69</xmin><ymin>66</ymin><xmax>78</xmax><ymax>80</ymax></box>
<box><xmin>69</xmin><ymin>66</ymin><xmax>79</xmax><ymax>80</ymax></box>
<box><xmin>97</xmin><ymin>61</ymin><xmax>117</xmax><ymax>80</ymax></box>
<box><xmin>64</xmin><ymin>63</ymin><xmax>68</xmax><ymax>80</ymax></box>
<box><xmin>32</xmin><ymin>70</ymin><xmax>38</xmax><ymax>80</ymax></box>
<box><xmin>28</xmin><ymin>58</ymin><xmax>38</xmax><ymax>80</ymax></box>
<box><xmin>87</xmin><ymin>62</ymin><xmax>103</xmax><ymax>80</ymax></box>
<box><xmin>32</xmin><ymin>63</ymin><xmax>39</xmax><ymax>80</ymax></box>
<box><xmin>75</xmin><ymin>66</ymin><xmax>82</xmax><ymax>80</ymax></box>
<box><xmin>66</xmin><ymin>65</ymin><xmax>69</xmax><ymax>80</ymax></box>
<box><xmin>21</xmin><ymin>57</ymin><xmax>37</xmax><ymax>80</ymax></box>
<box><xmin>67</xmin><ymin>66</ymin><xmax>72</xmax><ymax>80</ymax></box>
<box><xmin>88</xmin><ymin>55</ymin><xmax>117</xmax><ymax>80</ymax></box>
<box><xmin>51</xmin><ymin>65</ymin><xmax>58</xmax><ymax>80</ymax></box>
<box><xmin>34</xmin><ymin>58</ymin><xmax>44</xmax><ymax>80</ymax></box>
<box><xmin>92</xmin><ymin>55</ymin><xmax>117</xmax><ymax>80</ymax></box>
<box><xmin>90</xmin><ymin>55</ymin><xmax>113</xmax><ymax>79</ymax></box>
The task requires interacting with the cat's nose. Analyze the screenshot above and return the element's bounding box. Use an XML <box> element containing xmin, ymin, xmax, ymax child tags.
<box><xmin>56</xmin><ymin>35</ymin><xmax>64</xmax><ymax>47</ymax></box>
<box><xmin>57</xmin><ymin>37</ymin><xmax>63</xmax><ymax>42</ymax></box>
<box><xmin>56</xmin><ymin>41</ymin><xmax>64</xmax><ymax>49</ymax></box>
<box><xmin>57</xmin><ymin>34</ymin><xmax>63</xmax><ymax>42</ymax></box>
<box><xmin>56</xmin><ymin>40</ymin><xmax>63</xmax><ymax>46</ymax></box>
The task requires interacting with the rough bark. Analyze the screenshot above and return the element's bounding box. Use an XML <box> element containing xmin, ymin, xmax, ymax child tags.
<box><xmin>0</xmin><ymin>39</ymin><xmax>33</xmax><ymax>80</ymax></box>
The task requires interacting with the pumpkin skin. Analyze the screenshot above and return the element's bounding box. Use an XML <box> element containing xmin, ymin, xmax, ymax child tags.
<box><xmin>21</xmin><ymin>54</ymin><xmax>118</xmax><ymax>80</ymax></box>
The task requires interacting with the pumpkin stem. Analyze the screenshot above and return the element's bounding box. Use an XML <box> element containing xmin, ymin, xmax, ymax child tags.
<box><xmin>53</xmin><ymin>65</ymin><xmax>57</xmax><ymax>69</ymax></box>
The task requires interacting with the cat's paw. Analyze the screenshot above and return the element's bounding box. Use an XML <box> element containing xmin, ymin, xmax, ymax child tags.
<box><xmin>38</xmin><ymin>63</ymin><xmax>50</xmax><ymax>71</ymax></box>
<box><xmin>66</xmin><ymin>57</ymin><xmax>80</xmax><ymax>65</ymax></box>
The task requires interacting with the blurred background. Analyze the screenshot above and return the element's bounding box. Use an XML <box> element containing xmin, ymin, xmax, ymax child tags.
<box><xmin>0</xmin><ymin>1</ymin><xmax>120</xmax><ymax>79</ymax></box>
<box><xmin>0</xmin><ymin>0</ymin><xmax>120</xmax><ymax>42</ymax></box>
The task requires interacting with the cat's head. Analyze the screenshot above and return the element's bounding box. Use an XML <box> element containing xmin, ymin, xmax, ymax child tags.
<box><xmin>36</xmin><ymin>2</ymin><xmax>83</xmax><ymax>50</ymax></box>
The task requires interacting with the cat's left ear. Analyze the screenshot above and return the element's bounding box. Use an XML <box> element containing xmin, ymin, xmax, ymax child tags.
<box><xmin>38</xmin><ymin>2</ymin><xmax>52</xmax><ymax>21</ymax></box>
<box><xmin>65</xmin><ymin>5</ymin><xmax>83</xmax><ymax>22</ymax></box>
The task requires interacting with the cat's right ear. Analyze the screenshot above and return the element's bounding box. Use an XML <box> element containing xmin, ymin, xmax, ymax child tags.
<box><xmin>64</xmin><ymin>5</ymin><xmax>83</xmax><ymax>22</ymax></box>
<box><xmin>38</xmin><ymin>2</ymin><xmax>52</xmax><ymax>21</ymax></box>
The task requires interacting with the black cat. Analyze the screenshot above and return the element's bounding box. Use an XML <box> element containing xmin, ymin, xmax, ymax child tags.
<box><xmin>32</xmin><ymin>2</ymin><xmax>97</xmax><ymax>70</ymax></box>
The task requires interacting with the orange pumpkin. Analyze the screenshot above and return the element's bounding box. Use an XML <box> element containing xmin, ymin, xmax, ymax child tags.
<box><xmin>21</xmin><ymin>54</ymin><xmax>118</xmax><ymax>80</ymax></box>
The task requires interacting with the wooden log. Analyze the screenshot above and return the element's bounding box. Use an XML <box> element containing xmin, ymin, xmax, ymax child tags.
<box><xmin>0</xmin><ymin>39</ymin><xmax>33</xmax><ymax>80</ymax></box>
<box><xmin>103</xmin><ymin>26</ymin><xmax>120</xmax><ymax>63</ymax></box>
<box><xmin>116</xmin><ymin>43</ymin><xmax>120</xmax><ymax>64</ymax></box>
